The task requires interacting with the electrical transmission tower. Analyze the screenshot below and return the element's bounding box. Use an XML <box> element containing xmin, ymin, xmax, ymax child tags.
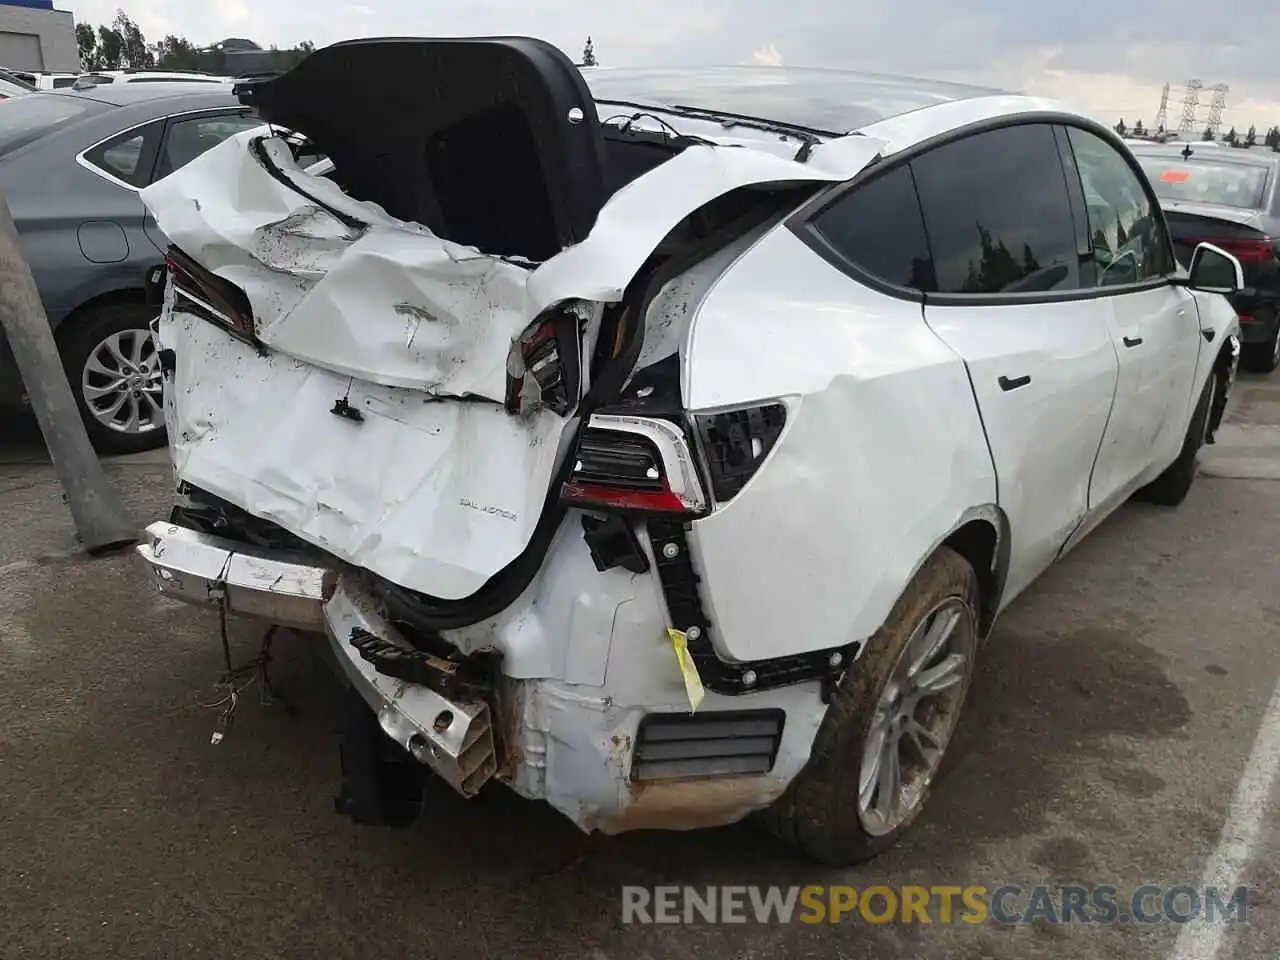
<box><xmin>1206</xmin><ymin>84</ymin><xmax>1229</xmax><ymax>138</ymax></box>
<box><xmin>1177</xmin><ymin>79</ymin><xmax>1203</xmax><ymax>134</ymax></box>
<box><xmin>1154</xmin><ymin>82</ymin><xmax>1170</xmax><ymax>132</ymax></box>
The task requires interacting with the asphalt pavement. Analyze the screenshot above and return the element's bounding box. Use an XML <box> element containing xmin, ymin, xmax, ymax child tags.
<box><xmin>1</xmin><ymin>373</ymin><xmax>1279</xmax><ymax>960</ymax></box>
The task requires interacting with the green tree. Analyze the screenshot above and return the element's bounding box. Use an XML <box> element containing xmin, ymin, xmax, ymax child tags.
<box><xmin>112</xmin><ymin>10</ymin><xmax>154</xmax><ymax>68</ymax></box>
<box><xmin>1115</xmin><ymin>118</ymin><xmax>1127</xmax><ymax>136</ymax></box>
<box><xmin>581</xmin><ymin>36</ymin><xmax>597</xmax><ymax>66</ymax></box>
<box><xmin>96</xmin><ymin>25</ymin><xmax>123</xmax><ymax>69</ymax></box>
<box><xmin>1133</xmin><ymin>119</ymin><xmax>1146</xmax><ymax>136</ymax></box>
<box><xmin>153</xmin><ymin>34</ymin><xmax>203</xmax><ymax>70</ymax></box>
<box><xmin>75</xmin><ymin>22</ymin><xmax>98</xmax><ymax>69</ymax></box>
<box><xmin>1202</xmin><ymin>125</ymin><xmax>1216</xmax><ymax>141</ymax></box>
<box><xmin>1225</xmin><ymin>126</ymin><xmax>1239</xmax><ymax>145</ymax></box>
<box><xmin>1246</xmin><ymin>124</ymin><xmax>1258</xmax><ymax>148</ymax></box>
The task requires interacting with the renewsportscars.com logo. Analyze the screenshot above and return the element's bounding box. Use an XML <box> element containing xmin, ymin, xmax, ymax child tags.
<box><xmin>621</xmin><ymin>885</ymin><xmax>1249</xmax><ymax>926</ymax></box>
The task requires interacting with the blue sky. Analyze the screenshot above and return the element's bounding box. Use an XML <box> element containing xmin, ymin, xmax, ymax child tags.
<box><xmin>69</xmin><ymin>0</ymin><xmax>1280</xmax><ymax>132</ymax></box>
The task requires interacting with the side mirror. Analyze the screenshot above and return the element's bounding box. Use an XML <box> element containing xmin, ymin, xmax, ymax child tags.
<box><xmin>1184</xmin><ymin>242</ymin><xmax>1244</xmax><ymax>294</ymax></box>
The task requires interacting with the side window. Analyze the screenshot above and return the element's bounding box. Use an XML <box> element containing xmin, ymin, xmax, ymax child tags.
<box><xmin>911</xmin><ymin>124</ymin><xmax>1080</xmax><ymax>294</ymax></box>
<box><xmin>809</xmin><ymin>165</ymin><xmax>936</xmax><ymax>291</ymax></box>
<box><xmin>82</xmin><ymin>121</ymin><xmax>163</xmax><ymax>188</ymax></box>
<box><xmin>1066</xmin><ymin>127</ymin><xmax>1172</xmax><ymax>285</ymax></box>
<box><xmin>155</xmin><ymin>113</ymin><xmax>262</xmax><ymax>180</ymax></box>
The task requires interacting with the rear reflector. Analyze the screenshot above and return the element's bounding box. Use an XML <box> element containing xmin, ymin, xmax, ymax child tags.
<box><xmin>560</xmin><ymin>414</ymin><xmax>707</xmax><ymax>515</ymax></box>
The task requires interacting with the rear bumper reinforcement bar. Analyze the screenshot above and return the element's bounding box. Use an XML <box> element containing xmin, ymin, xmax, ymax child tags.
<box><xmin>136</xmin><ymin>521</ymin><xmax>497</xmax><ymax>797</ymax></box>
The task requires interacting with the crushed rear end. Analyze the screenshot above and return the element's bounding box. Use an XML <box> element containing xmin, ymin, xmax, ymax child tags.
<box><xmin>135</xmin><ymin>37</ymin><xmax>885</xmax><ymax>833</ymax></box>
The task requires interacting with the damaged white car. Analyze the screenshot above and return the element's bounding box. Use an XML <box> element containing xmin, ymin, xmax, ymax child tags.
<box><xmin>136</xmin><ymin>38</ymin><xmax>1242</xmax><ymax>865</ymax></box>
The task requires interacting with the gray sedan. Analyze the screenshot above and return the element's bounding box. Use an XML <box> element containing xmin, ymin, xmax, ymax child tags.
<box><xmin>0</xmin><ymin>83</ymin><xmax>263</xmax><ymax>453</ymax></box>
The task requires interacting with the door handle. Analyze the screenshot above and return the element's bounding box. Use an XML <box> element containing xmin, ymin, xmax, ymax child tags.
<box><xmin>1202</xmin><ymin>328</ymin><xmax>1216</xmax><ymax>343</ymax></box>
<box><xmin>1123</xmin><ymin>335</ymin><xmax>1143</xmax><ymax>348</ymax></box>
<box><xmin>998</xmin><ymin>374</ymin><xmax>1031</xmax><ymax>392</ymax></box>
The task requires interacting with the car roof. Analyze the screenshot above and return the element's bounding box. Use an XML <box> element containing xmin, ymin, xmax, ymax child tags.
<box><xmin>582</xmin><ymin>65</ymin><xmax>1007</xmax><ymax>135</ymax></box>
<box><xmin>46</xmin><ymin>82</ymin><xmax>242</xmax><ymax>108</ymax></box>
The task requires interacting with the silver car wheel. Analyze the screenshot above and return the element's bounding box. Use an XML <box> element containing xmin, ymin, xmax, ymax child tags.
<box><xmin>80</xmin><ymin>326</ymin><xmax>164</xmax><ymax>435</ymax></box>
<box><xmin>857</xmin><ymin>597</ymin><xmax>976</xmax><ymax>837</ymax></box>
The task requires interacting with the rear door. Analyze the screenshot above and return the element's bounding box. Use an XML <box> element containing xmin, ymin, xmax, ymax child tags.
<box><xmin>141</xmin><ymin>109</ymin><xmax>262</xmax><ymax>253</ymax></box>
<box><xmin>1062</xmin><ymin>126</ymin><xmax>1202</xmax><ymax>517</ymax></box>
<box><xmin>915</xmin><ymin>122</ymin><xmax>1120</xmax><ymax>605</ymax></box>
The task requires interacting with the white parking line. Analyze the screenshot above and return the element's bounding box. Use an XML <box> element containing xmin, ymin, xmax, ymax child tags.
<box><xmin>1169</xmin><ymin>676</ymin><xmax>1280</xmax><ymax>960</ymax></box>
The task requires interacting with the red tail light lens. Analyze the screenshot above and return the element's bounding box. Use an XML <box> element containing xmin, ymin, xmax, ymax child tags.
<box><xmin>561</xmin><ymin>415</ymin><xmax>707</xmax><ymax>515</ymax></box>
<box><xmin>505</xmin><ymin>307</ymin><xmax>583</xmax><ymax>417</ymax></box>
<box><xmin>693</xmin><ymin>403</ymin><xmax>787</xmax><ymax>502</ymax></box>
<box><xmin>165</xmin><ymin>246</ymin><xmax>256</xmax><ymax>344</ymax></box>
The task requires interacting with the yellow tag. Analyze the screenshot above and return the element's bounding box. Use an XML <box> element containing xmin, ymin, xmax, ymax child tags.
<box><xmin>667</xmin><ymin>628</ymin><xmax>706</xmax><ymax>713</ymax></box>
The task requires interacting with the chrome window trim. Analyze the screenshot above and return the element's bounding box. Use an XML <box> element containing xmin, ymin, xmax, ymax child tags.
<box><xmin>74</xmin><ymin>107</ymin><xmax>262</xmax><ymax>193</ymax></box>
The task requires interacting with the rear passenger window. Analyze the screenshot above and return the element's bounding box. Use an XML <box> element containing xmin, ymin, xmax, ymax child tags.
<box><xmin>911</xmin><ymin>124</ymin><xmax>1080</xmax><ymax>294</ymax></box>
<box><xmin>810</xmin><ymin>165</ymin><xmax>936</xmax><ymax>291</ymax></box>
<box><xmin>82</xmin><ymin>121</ymin><xmax>162</xmax><ymax>187</ymax></box>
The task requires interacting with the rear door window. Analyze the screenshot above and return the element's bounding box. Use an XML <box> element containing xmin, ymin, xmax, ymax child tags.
<box><xmin>154</xmin><ymin>112</ymin><xmax>263</xmax><ymax>180</ymax></box>
<box><xmin>82</xmin><ymin>120</ymin><xmax>164</xmax><ymax>188</ymax></box>
<box><xmin>808</xmin><ymin>165</ymin><xmax>936</xmax><ymax>290</ymax></box>
<box><xmin>910</xmin><ymin>123</ymin><xmax>1081</xmax><ymax>294</ymax></box>
<box><xmin>0</xmin><ymin>93</ymin><xmax>101</xmax><ymax>157</ymax></box>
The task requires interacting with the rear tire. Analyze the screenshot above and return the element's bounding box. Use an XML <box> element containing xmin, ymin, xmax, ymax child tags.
<box><xmin>57</xmin><ymin>301</ymin><xmax>166</xmax><ymax>456</ymax></box>
<box><xmin>1135</xmin><ymin>371</ymin><xmax>1217</xmax><ymax>506</ymax></box>
<box><xmin>760</xmin><ymin>547</ymin><xmax>980</xmax><ymax>866</ymax></box>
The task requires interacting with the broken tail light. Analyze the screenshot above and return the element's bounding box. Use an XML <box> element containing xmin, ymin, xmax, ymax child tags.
<box><xmin>165</xmin><ymin>246</ymin><xmax>256</xmax><ymax>345</ymax></box>
<box><xmin>505</xmin><ymin>307</ymin><xmax>584</xmax><ymax>417</ymax></box>
<box><xmin>561</xmin><ymin>414</ymin><xmax>707</xmax><ymax>515</ymax></box>
<box><xmin>693</xmin><ymin>403</ymin><xmax>787</xmax><ymax>502</ymax></box>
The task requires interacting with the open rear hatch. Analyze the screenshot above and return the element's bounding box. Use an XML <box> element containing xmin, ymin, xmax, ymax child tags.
<box><xmin>140</xmin><ymin>37</ymin><xmax>887</xmax><ymax>616</ymax></box>
<box><xmin>234</xmin><ymin>36</ymin><xmax>608</xmax><ymax>262</ymax></box>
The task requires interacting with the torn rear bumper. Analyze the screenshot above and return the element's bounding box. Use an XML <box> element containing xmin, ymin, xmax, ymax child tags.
<box><xmin>136</xmin><ymin>521</ymin><xmax>498</xmax><ymax>798</ymax></box>
<box><xmin>137</xmin><ymin>520</ymin><xmax>825</xmax><ymax>833</ymax></box>
<box><xmin>137</xmin><ymin>521</ymin><xmax>333</xmax><ymax>631</ymax></box>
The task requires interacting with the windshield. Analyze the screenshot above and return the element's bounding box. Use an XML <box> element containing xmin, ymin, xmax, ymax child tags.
<box><xmin>0</xmin><ymin>94</ymin><xmax>100</xmax><ymax>157</ymax></box>
<box><xmin>583</xmin><ymin>67</ymin><xmax>1000</xmax><ymax>136</ymax></box>
<box><xmin>1137</xmin><ymin>156</ymin><xmax>1271</xmax><ymax>210</ymax></box>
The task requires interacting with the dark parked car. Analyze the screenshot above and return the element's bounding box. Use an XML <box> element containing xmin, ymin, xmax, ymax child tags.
<box><xmin>1130</xmin><ymin>141</ymin><xmax>1280</xmax><ymax>372</ymax></box>
<box><xmin>0</xmin><ymin>83</ymin><xmax>263</xmax><ymax>453</ymax></box>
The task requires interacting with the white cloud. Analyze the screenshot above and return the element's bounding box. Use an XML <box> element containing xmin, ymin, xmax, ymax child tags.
<box><xmin>751</xmin><ymin>43</ymin><xmax>782</xmax><ymax>67</ymax></box>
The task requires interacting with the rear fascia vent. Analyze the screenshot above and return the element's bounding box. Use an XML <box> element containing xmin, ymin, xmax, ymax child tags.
<box><xmin>631</xmin><ymin>709</ymin><xmax>785</xmax><ymax>782</ymax></box>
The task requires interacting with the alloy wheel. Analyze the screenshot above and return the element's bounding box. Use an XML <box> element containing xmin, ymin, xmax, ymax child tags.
<box><xmin>80</xmin><ymin>326</ymin><xmax>164</xmax><ymax>436</ymax></box>
<box><xmin>857</xmin><ymin>597</ymin><xmax>977</xmax><ymax>837</ymax></box>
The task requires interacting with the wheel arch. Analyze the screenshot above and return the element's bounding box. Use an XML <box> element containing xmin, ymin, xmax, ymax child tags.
<box><xmin>936</xmin><ymin>505</ymin><xmax>1009</xmax><ymax>638</ymax></box>
<box><xmin>1207</xmin><ymin>333</ymin><xmax>1240</xmax><ymax>440</ymax></box>
<box><xmin>51</xmin><ymin>287</ymin><xmax>150</xmax><ymax>344</ymax></box>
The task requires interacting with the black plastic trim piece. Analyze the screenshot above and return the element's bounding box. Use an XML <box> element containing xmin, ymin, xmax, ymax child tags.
<box><xmin>646</xmin><ymin>518</ymin><xmax>856</xmax><ymax>696</ymax></box>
